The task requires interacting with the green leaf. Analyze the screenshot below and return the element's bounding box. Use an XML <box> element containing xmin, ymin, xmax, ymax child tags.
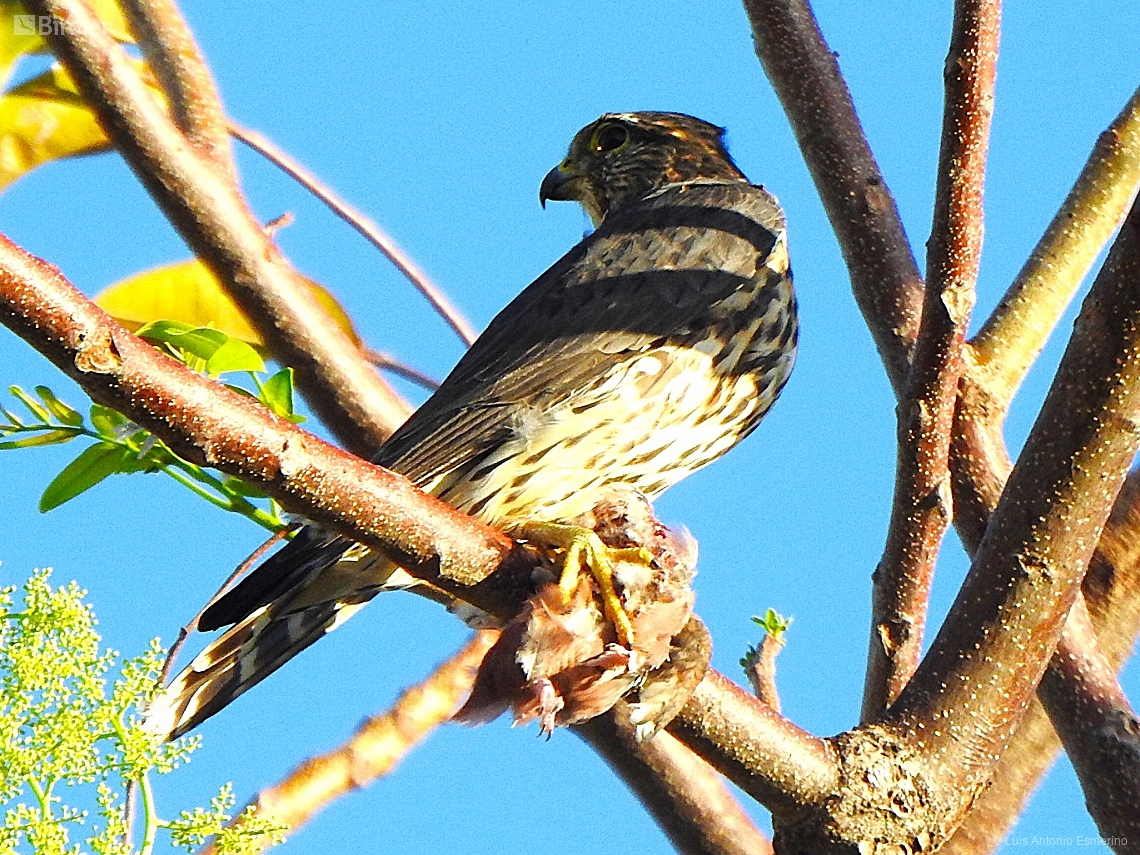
<box><xmin>34</xmin><ymin>385</ymin><xmax>84</xmax><ymax>426</ymax></box>
<box><xmin>259</xmin><ymin>367</ymin><xmax>295</xmax><ymax>418</ymax></box>
<box><xmin>0</xmin><ymin>404</ymin><xmax>25</xmax><ymax>426</ymax></box>
<box><xmin>204</xmin><ymin>337</ymin><xmax>264</xmax><ymax>376</ymax></box>
<box><xmin>136</xmin><ymin>321</ymin><xmax>264</xmax><ymax>375</ymax></box>
<box><xmin>39</xmin><ymin>442</ymin><xmax>134</xmax><ymax>511</ymax></box>
<box><xmin>9</xmin><ymin>384</ymin><xmax>50</xmax><ymax>422</ymax></box>
<box><xmin>137</xmin><ymin>319</ymin><xmax>224</xmax><ymax>356</ymax></box>
<box><xmin>0</xmin><ymin>428</ymin><xmax>78</xmax><ymax>449</ymax></box>
<box><xmin>751</xmin><ymin>608</ymin><xmax>792</xmax><ymax>640</ymax></box>
<box><xmin>89</xmin><ymin>403</ymin><xmax>129</xmax><ymax>438</ymax></box>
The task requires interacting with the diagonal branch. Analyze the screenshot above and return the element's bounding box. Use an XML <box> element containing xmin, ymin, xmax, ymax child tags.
<box><xmin>1037</xmin><ymin>597</ymin><xmax>1140</xmax><ymax>845</ymax></box>
<box><xmin>117</xmin><ymin>0</ymin><xmax>235</xmax><ymax>183</ymax></box>
<box><xmin>197</xmin><ymin>631</ymin><xmax>500</xmax><ymax>855</ymax></box>
<box><xmin>672</xmin><ymin>671</ymin><xmax>840</xmax><ymax>815</ymax></box>
<box><xmin>945</xmin><ymin>477</ymin><xmax>1140</xmax><ymax>852</ymax></box>
<box><xmin>0</xmin><ymin>232</ymin><xmax>513</xmax><ymax>600</ymax></box>
<box><xmin>25</xmin><ymin>0</ymin><xmax>411</xmax><ymax>456</ymax></box>
<box><xmin>742</xmin><ymin>0</ymin><xmax>924</xmax><ymax>394</ymax></box>
<box><xmin>971</xmin><ymin>84</ymin><xmax>1140</xmax><ymax>410</ymax></box>
<box><xmin>0</xmin><ymin>231</ymin><xmax>841</xmax><ymax>824</ymax></box>
<box><xmin>230</xmin><ymin>123</ymin><xmax>479</xmax><ymax>348</ymax></box>
<box><xmin>886</xmin><ymin>189</ymin><xmax>1140</xmax><ymax>829</ymax></box>
<box><xmin>861</xmin><ymin>0</ymin><xmax>997</xmax><ymax>722</ymax></box>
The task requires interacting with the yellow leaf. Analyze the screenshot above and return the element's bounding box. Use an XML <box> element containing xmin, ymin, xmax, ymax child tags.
<box><xmin>0</xmin><ymin>64</ymin><xmax>111</xmax><ymax>189</ymax></box>
<box><xmin>0</xmin><ymin>1</ymin><xmax>132</xmax><ymax>89</ymax></box>
<box><xmin>95</xmin><ymin>260</ymin><xmax>363</xmax><ymax>349</ymax></box>
<box><xmin>0</xmin><ymin>2</ymin><xmax>46</xmax><ymax>89</ymax></box>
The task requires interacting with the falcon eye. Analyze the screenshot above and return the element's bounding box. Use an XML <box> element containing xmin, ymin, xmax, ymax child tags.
<box><xmin>592</xmin><ymin>124</ymin><xmax>630</xmax><ymax>154</ymax></box>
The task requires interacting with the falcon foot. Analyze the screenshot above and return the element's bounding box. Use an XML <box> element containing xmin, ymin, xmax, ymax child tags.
<box><xmin>520</xmin><ymin>520</ymin><xmax>652</xmax><ymax>651</ymax></box>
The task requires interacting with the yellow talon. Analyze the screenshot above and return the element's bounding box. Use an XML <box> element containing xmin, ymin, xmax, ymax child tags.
<box><xmin>521</xmin><ymin>521</ymin><xmax>652</xmax><ymax>650</ymax></box>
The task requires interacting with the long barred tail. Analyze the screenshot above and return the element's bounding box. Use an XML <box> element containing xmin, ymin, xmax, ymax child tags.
<box><xmin>145</xmin><ymin>532</ymin><xmax>410</xmax><ymax>740</ymax></box>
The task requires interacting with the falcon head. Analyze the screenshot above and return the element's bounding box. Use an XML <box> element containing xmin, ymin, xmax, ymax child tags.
<box><xmin>539</xmin><ymin>112</ymin><xmax>748</xmax><ymax>225</ymax></box>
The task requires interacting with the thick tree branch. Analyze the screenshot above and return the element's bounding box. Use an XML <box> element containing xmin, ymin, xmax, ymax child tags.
<box><xmin>1038</xmin><ymin>598</ymin><xmax>1140</xmax><ymax>847</ymax></box>
<box><xmin>971</xmin><ymin>84</ymin><xmax>1140</xmax><ymax>409</ymax></box>
<box><xmin>671</xmin><ymin>671</ymin><xmax>840</xmax><ymax>816</ymax></box>
<box><xmin>862</xmin><ymin>0</ymin><xmax>996</xmax><ymax>721</ymax></box>
<box><xmin>886</xmin><ymin>191</ymin><xmax>1140</xmax><ymax>833</ymax></box>
<box><xmin>947</xmin><ymin>388</ymin><xmax>1140</xmax><ymax>854</ymax></box>
<box><xmin>0</xmin><ymin>232</ymin><xmax>843</xmax><ymax>828</ymax></box>
<box><xmin>577</xmin><ymin>712</ymin><xmax>774</xmax><ymax>855</ymax></box>
<box><xmin>0</xmin><ymin>233</ymin><xmax>515</xmax><ymax>600</ymax></box>
<box><xmin>25</xmin><ymin>0</ymin><xmax>411</xmax><ymax>456</ymax></box>
<box><xmin>197</xmin><ymin>631</ymin><xmax>500</xmax><ymax>855</ymax></box>
<box><xmin>742</xmin><ymin>0</ymin><xmax>924</xmax><ymax>394</ymax></box>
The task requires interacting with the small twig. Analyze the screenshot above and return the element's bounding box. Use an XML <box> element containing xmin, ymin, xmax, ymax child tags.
<box><xmin>742</xmin><ymin>635</ymin><xmax>784</xmax><ymax>712</ymax></box>
<box><xmin>117</xmin><ymin>0</ymin><xmax>235</xmax><ymax>183</ymax></box>
<box><xmin>158</xmin><ymin>526</ymin><xmax>296</xmax><ymax>687</ymax></box>
<box><xmin>1038</xmin><ymin>596</ymin><xmax>1140</xmax><ymax>844</ymax></box>
<box><xmin>230</xmin><ymin>123</ymin><xmax>478</xmax><ymax>348</ymax></box>
<box><xmin>971</xmin><ymin>84</ymin><xmax>1140</xmax><ymax>409</ymax></box>
<box><xmin>742</xmin><ymin>0</ymin><xmax>924</xmax><ymax>394</ymax></box>
<box><xmin>861</xmin><ymin>0</ymin><xmax>997</xmax><ymax>722</ymax></box>
<box><xmin>363</xmin><ymin>348</ymin><xmax>440</xmax><ymax>391</ymax></box>
<box><xmin>196</xmin><ymin>630</ymin><xmax>499</xmax><ymax>855</ymax></box>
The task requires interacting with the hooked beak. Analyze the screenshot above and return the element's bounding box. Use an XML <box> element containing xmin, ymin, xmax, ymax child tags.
<box><xmin>539</xmin><ymin>162</ymin><xmax>582</xmax><ymax>208</ymax></box>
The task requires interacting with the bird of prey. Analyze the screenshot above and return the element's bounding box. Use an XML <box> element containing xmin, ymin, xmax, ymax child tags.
<box><xmin>146</xmin><ymin>111</ymin><xmax>798</xmax><ymax>740</ymax></box>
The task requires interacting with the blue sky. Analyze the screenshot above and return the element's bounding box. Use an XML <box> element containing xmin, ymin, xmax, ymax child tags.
<box><xmin>2</xmin><ymin>1</ymin><xmax>1139</xmax><ymax>851</ymax></box>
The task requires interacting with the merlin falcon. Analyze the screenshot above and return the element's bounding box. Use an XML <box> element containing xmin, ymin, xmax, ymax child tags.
<box><xmin>147</xmin><ymin>111</ymin><xmax>799</xmax><ymax>739</ymax></box>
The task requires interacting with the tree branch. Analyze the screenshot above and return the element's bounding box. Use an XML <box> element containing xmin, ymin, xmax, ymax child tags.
<box><xmin>117</xmin><ymin>0</ymin><xmax>235</xmax><ymax>183</ymax></box>
<box><xmin>577</xmin><ymin>712</ymin><xmax>774</xmax><ymax>855</ymax></box>
<box><xmin>742</xmin><ymin>0</ymin><xmax>924</xmax><ymax>394</ymax></box>
<box><xmin>947</xmin><ymin>372</ymin><xmax>1140</xmax><ymax>853</ymax></box>
<box><xmin>886</xmin><ymin>189</ymin><xmax>1140</xmax><ymax>832</ymax></box>
<box><xmin>671</xmin><ymin>671</ymin><xmax>840</xmax><ymax>816</ymax></box>
<box><xmin>25</xmin><ymin>0</ymin><xmax>411</xmax><ymax>456</ymax></box>
<box><xmin>198</xmin><ymin>630</ymin><xmax>499</xmax><ymax>855</ymax></box>
<box><xmin>861</xmin><ymin>0</ymin><xmax>996</xmax><ymax>721</ymax></box>
<box><xmin>971</xmin><ymin>84</ymin><xmax>1140</xmax><ymax>410</ymax></box>
<box><xmin>1038</xmin><ymin>598</ymin><xmax>1140</xmax><ymax>846</ymax></box>
<box><xmin>229</xmin><ymin>123</ymin><xmax>479</xmax><ymax>348</ymax></box>
<box><xmin>0</xmin><ymin>233</ymin><xmax>515</xmax><ymax>600</ymax></box>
